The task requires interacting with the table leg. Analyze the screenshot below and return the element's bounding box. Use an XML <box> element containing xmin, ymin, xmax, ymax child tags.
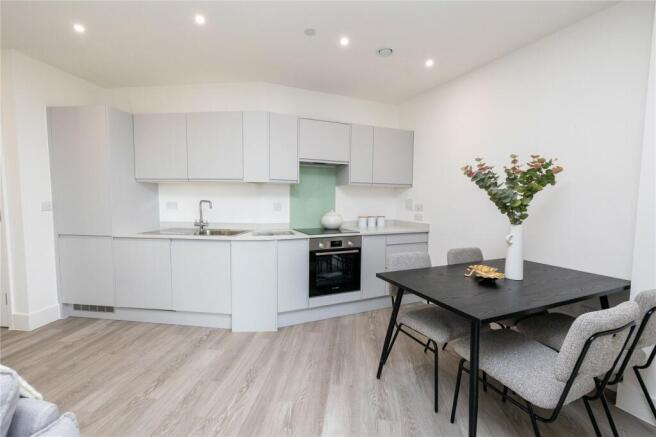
<box><xmin>377</xmin><ymin>288</ymin><xmax>404</xmax><ymax>379</ymax></box>
<box><xmin>600</xmin><ymin>295</ymin><xmax>610</xmax><ymax>309</ymax></box>
<box><xmin>468</xmin><ymin>319</ymin><xmax>481</xmax><ymax>437</ymax></box>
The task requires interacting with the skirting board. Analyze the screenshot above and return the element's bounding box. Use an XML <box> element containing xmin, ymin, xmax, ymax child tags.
<box><xmin>11</xmin><ymin>304</ymin><xmax>61</xmax><ymax>331</ymax></box>
<box><xmin>61</xmin><ymin>304</ymin><xmax>232</xmax><ymax>329</ymax></box>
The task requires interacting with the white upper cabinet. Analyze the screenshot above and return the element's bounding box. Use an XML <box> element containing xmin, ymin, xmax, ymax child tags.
<box><xmin>372</xmin><ymin>127</ymin><xmax>414</xmax><ymax>186</ymax></box>
<box><xmin>134</xmin><ymin>113</ymin><xmax>188</xmax><ymax>180</ymax></box>
<box><xmin>243</xmin><ymin>111</ymin><xmax>270</xmax><ymax>182</ymax></box>
<box><xmin>348</xmin><ymin>124</ymin><xmax>374</xmax><ymax>184</ymax></box>
<box><xmin>299</xmin><ymin>119</ymin><xmax>350</xmax><ymax>163</ymax></box>
<box><xmin>269</xmin><ymin>113</ymin><xmax>299</xmax><ymax>182</ymax></box>
<box><xmin>187</xmin><ymin>112</ymin><xmax>244</xmax><ymax>180</ymax></box>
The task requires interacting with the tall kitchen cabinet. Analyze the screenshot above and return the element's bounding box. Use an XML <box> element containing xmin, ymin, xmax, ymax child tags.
<box><xmin>48</xmin><ymin>105</ymin><xmax>159</xmax><ymax>306</ymax></box>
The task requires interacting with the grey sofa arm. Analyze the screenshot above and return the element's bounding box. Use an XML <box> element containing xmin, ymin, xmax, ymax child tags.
<box><xmin>8</xmin><ymin>398</ymin><xmax>78</xmax><ymax>437</ymax></box>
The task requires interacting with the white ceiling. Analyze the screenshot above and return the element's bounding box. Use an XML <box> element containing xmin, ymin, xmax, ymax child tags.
<box><xmin>1</xmin><ymin>1</ymin><xmax>614</xmax><ymax>104</ymax></box>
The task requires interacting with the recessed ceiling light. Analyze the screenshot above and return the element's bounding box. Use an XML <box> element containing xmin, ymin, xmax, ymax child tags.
<box><xmin>339</xmin><ymin>36</ymin><xmax>350</xmax><ymax>47</ymax></box>
<box><xmin>73</xmin><ymin>23</ymin><xmax>85</xmax><ymax>33</ymax></box>
<box><xmin>194</xmin><ymin>14</ymin><xmax>206</xmax><ymax>25</ymax></box>
<box><xmin>304</xmin><ymin>28</ymin><xmax>316</xmax><ymax>37</ymax></box>
<box><xmin>377</xmin><ymin>48</ymin><xmax>393</xmax><ymax>57</ymax></box>
<box><xmin>425</xmin><ymin>58</ymin><xmax>435</xmax><ymax>68</ymax></box>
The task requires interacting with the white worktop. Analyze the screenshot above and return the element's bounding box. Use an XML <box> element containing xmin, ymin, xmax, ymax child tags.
<box><xmin>113</xmin><ymin>220</ymin><xmax>429</xmax><ymax>241</ymax></box>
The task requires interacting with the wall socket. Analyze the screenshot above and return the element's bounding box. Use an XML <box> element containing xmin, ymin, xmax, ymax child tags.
<box><xmin>166</xmin><ymin>201</ymin><xmax>178</xmax><ymax>210</ymax></box>
<box><xmin>41</xmin><ymin>201</ymin><xmax>52</xmax><ymax>212</ymax></box>
<box><xmin>414</xmin><ymin>213</ymin><xmax>423</xmax><ymax>222</ymax></box>
<box><xmin>414</xmin><ymin>203</ymin><xmax>424</xmax><ymax>212</ymax></box>
<box><xmin>273</xmin><ymin>202</ymin><xmax>282</xmax><ymax>212</ymax></box>
<box><xmin>405</xmin><ymin>199</ymin><xmax>413</xmax><ymax>211</ymax></box>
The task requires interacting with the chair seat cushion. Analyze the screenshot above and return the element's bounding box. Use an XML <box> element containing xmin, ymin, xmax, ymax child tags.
<box><xmin>450</xmin><ymin>329</ymin><xmax>595</xmax><ymax>409</ymax></box>
<box><xmin>31</xmin><ymin>412</ymin><xmax>79</xmax><ymax>437</ymax></box>
<box><xmin>8</xmin><ymin>398</ymin><xmax>60</xmax><ymax>437</ymax></box>
<box><xmin>398</xmin><ymin>305</ymin><xmax>470</xmax><ymax>344</ymax></box>
<box><xmin>514</xmin><ymin>312</ymin><xmax>574</xmax><ymax>350</ymax></box>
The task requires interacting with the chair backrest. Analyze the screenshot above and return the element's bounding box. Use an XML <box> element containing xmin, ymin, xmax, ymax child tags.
<box><xmin>386</xmin><ymin>252</ymin><xmax>431</xmax><ymax>297</ymax></box>
<box><xmin>554</xmin><ymin>301</ymin><xmax>639</xmax><ymax>382</ymax></box>
<box><xmin>447</xmin><ymin>247</ymin><xmax>483</xmax><ymax>265</ymax></box>
<box><xmin>634</xmin><ymin>289</ymin><xmax>656</xmax><ymax>348</ymax></box>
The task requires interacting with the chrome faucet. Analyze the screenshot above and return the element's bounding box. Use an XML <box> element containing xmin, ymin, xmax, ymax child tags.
<box><xmin>194</xmin><ymin>200</ymin><xmax>213</xmax><ymax>230</ymax></box>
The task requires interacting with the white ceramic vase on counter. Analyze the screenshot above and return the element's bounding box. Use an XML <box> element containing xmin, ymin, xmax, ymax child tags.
<box><xmin>320</xmin><ymin>210</ymin><xmax>343</xmax><ymax>229</ymax></box>
<box><xmin>505</xmin><ymin>224</ymin><xmax>523</xmax><ymax>280</ymax></box>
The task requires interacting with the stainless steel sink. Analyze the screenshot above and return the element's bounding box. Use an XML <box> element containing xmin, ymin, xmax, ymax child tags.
<box><xmin>251</xmin><ymin>230</ymin><xmax>295</xmax><ymax>236</ymax></box>
<box><xmin>145</xmin><ymin>228</ymin><xmax>248</xmax><ymax>237</ymax></box>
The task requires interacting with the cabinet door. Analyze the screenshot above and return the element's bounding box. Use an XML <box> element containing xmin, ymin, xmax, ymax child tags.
<box><xmin>299</xmin><ymin>119</ymin><xmax>350</xmax><ymax>163</ymax></box>
<box><xmin>277</xmin><ymin>239</ymin><xmax>309</xmax><ymax>312</ymax></box>
<box><xmin>349</xmin><ymin>124</ymin><xmax>374</xmax><ymax>183</ymax></box>
<box><xmin>47</xmin><ymin>106</ymin><xmax>113</xmax><ymax>236</ymax></box>
<box><xmin>134</xmin><ymin>113</ymin><xmax>187</xmax><ymax>180</ymax></box>
<box><xmin>171</xmin><ymin>240</ymin><xmax>231</xmax><ymax>314</ymax></box>
<box><xmin>373</xmin><ymin>127</ymin><xmax>414</xmax><ymax>186</ymax></box>
<box><xmin>361</xmin><ymin>235</ymin><xmax>388</xmax><ymax>299</ymax></box>
<box><xmin>58</xmin><ymin>236</ymin><xmax>114</xmax><ymax>305</ymax></box>
<box><xmin>187</xmin><ymin>112</ymin><xmax>243</xmax><ymax>180</ymax></box>
<box><xmin>231</xmin><ymin>241</ymin><xmax>277</xmax><ymax>331</ymax></box>
<box><xmin>243</xmin><ymin>111</ymin><xmax>270</xmax><ymax>182</ymax></box>
<box><xmin>113</xmin><ymin>238</ymin><xmax>172</xmax><ymax>310</ymax></box>
<box><xmin>269</xmin><ymin>113</ymin><xmax>298</xmax><ymax>182</ymax></box>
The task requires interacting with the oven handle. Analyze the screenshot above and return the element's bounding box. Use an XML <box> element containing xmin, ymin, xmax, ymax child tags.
<box><xmin>314</xmin><ymin>249</ymin><xmax>360</xmax><ymax>256</ymax></box>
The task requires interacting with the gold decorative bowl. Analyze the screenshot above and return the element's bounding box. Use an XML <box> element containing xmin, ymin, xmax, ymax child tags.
<box><xmin>464</xmin><ymin>264</ymin><xmax>505</xmax><ymax>281</ymax></box>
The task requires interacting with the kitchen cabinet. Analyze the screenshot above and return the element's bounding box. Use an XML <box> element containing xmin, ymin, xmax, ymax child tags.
<box><xmin>231</xmin><ymin>241</ymin><xmax>277</xmax><ymax>331</ymax></box>
<box><xmin>171</xmin><ymin>240</ymin><xmax>231</xmax><ymax>314</ymax></box>
<box><xmin>113</xmin><ymin>238</ymin><xmax>172</xmax><ymax>310</ymax></box>
<box><xmin>58</xmin><ymin>236</ymin><xmax>114</xmax><ymax>306</ymax></box>
<box><xmin>299</xmin><ymin>118</ymin><xmax>350</xmax><ymax>163</ymax></box>
<box><xmin>269</xmin><ymin>113</ymin><xmax>298</xmax><ymax>182</ymax></box>
<box><xmin>134</xmin><ymin>113</ymin><xmax>188</xmax><ymax>180</ymax></box>
<box><xmin>187</xmin><ymin>112</ymin><xmax>244</xmax><ymax>180</ymax></box>
<box><xmin>386</xmin><ymin>233</ymin><xmax>429</xmax><ymax>257</ymax></box>
<box><xmin>372</xmin><ymin>127</ymin><xmax>414</xmax><ymax>186</ymax></box>
<box><xmin>349</xmin><ymin>124</ymin><xmax>374</xmax><ymax>183</ymax></box>
<box><xmin>277</xmin><ymin>239</ymin><xmax>309</xmax><ymax>312</ymax></box>
<box><xmin>361</xmin><ymin>235</ymin><xmax>388</xmax><ymax>299</ymax></box>
<box><xmin>243</xmin><ymin>111</ymin><xmax>270</xmax><ymax>182</ymax></box>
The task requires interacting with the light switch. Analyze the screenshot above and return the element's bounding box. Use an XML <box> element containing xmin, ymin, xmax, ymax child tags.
<box><xmin>405</xmin><ymin>199</ymin><xmax>413</xmax><ymax>211</ymax></box>
<box><xmin>41</xmin><ymin>201</ymin><xmax>52</xmax><ymax>211</ymax></box>
<box><xmin>166</xmin><ymin>201</ymin><xmax>178</xmax><ymax>210</ymax></box>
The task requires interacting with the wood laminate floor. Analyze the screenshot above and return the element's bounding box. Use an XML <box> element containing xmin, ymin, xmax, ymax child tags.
<box><xmin>1</xmin><ymin>310</ymin><xmax>654</xmax><ymax>437</ymax></box>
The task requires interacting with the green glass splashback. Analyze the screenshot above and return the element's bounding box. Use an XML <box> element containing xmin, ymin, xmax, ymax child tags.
<box><xmin>290</xmin><ymin>166</ymin><xmax>336</xmax><ymax>228</ymax></box>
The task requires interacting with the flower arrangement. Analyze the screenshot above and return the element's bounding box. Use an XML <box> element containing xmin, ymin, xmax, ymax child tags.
<box><xmin>462</xmin><ymin>154</ymin><xmax>563</xmax><ymax>225</ymax></box>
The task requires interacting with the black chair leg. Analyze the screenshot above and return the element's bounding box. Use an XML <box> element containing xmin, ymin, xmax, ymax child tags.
<box><xmin>424</xmin><ymin>340</ymin><xmax>430</xmax><ymax>353</ymax></box>
<box><xmin>450</xmin><ymin>359</ymin><xmax>465</xmax><ymax>423</ymax></box>
<box><xmin>442</xmin><ymin>342</ymin><xmax>448</xmax><ymax>351</ymax></box>
<box><xmin>383</xmin><ymin>326</ymin><xmax>401</xmax><ymax>365</ymax></box>
<box><xmin>502</xmin><ymin>386</ymin><xmax>508</xmax><ymax>403</ymax></box>
<box><xmin>634</xmin><ymin>367</ymin><xmax>656</xmax><ymax>420</ymax></box>
<box><xmin>600</xmin><ymin>391</ymin><xmax>619</xmax><ymax>437</ymax></box>
<box><xmin>434</xmin><ymin>341</ymin><xmax>439</xmax><ymax>413</ymax></box>
<box><xmin>482</xmin><ymin>372</ymin><xmax>488</xmax><ymax>393</ymax></box>
<box><xmin>526</xmin><ymin>402</ymin><xmax>540</xmax><ymax>437</ymax></box>
<box><xmin>583</xmin><ymin>397</ymin><xmax>602</xmax><ymax>437</ymax></box>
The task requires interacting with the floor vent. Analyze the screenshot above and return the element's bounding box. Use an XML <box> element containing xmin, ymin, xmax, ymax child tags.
<box><xmin>73</xmin><ymin>304</ymin><xmax>115</xmax><ymax>313</ymax></box>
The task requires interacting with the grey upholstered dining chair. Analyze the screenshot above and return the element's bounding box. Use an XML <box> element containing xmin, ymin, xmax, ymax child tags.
<box><xmin>515</xmin><ymin>289</ymin><xmax>656</xmax><ymax>431</ymax></box>
<box><xmin>448</xmin><ymin>301</ymin><xmax>639</xmax><ymax>437</ymax></box>
<box><xmin>382</xmin><ymin>251</ymin><xmax>470</xmax><ymax>413</ymax></box>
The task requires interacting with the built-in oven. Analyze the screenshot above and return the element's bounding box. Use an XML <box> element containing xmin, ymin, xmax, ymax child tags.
<box><xmin>309</xmin><ymin>236</ymin><xmax>361</xmax><ymax>298</ymax></box>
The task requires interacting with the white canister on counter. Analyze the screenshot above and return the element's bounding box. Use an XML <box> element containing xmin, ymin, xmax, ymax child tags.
<box><xmin>376</xmin><ymin>216</ymin><xmax>386</xmax><ymax>227</ymax></box>
<box><xmin>358</xmin><ymin>216</ymin><xmax>368</xmax><ymax>228</ymax></box>
<box><xmin>367</xmin><ymin>216</ymin><xmax>377</xmax><ymax>227</ymax></box>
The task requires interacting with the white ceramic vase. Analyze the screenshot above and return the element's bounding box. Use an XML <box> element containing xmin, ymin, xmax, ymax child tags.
<box><xmin>320</xmin><ymin>210</ymin><xmax>343</xmax><ymax>229</ymax></box>
<box><xmin>505</xmin><ymin>224</ymin><xmax>524</xmax><ymax>280</ymax></box>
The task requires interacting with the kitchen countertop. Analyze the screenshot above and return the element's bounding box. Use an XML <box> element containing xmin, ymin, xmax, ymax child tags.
<box><xmin>112</xmin><ymin>220</ymin><xmax>429</xmax><ymax>241</ymax></box>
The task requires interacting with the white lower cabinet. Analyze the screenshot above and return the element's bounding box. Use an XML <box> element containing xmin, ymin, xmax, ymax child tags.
<box><xmin>113</xmin><ymin>238</ymin><xmax>172</xmax><ymax>310</ymax></box>
<box><xmin>58</xmin><ymin>235</ymin><xmax>114</xmax><ymax>306</ymax></box>
<box><xmin>277</xmin><ymin>239</ymin><xmax>309</xmax><ymax>312</ymax></box>
<box><xmin>231</xmin><ymin>241</ymin><xmax>278</xmax><ymax>331</ymax></box>
<box><xmin>361</xmin><ymin>235</ymin><xmax>388</xmax><ymax>299</ymax></box>
<box><xmin>171</xmin><ymin>240</ymin><xmax>231</xmax><ymax>314</ymax></box>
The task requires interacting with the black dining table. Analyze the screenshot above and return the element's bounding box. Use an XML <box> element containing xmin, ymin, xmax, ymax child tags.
<box><xmin>375</xmin><ymin>259</ymin><xmax>631</xmax><ymax>437</ymax></box>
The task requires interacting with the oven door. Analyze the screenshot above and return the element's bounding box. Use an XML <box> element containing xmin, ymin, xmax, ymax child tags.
<box><xmin>309</xmin><ymin>248</ymin><xmax>361</xmax><ymax>297</ymax></box>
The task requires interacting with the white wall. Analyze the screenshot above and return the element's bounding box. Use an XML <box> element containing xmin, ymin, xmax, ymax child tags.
<box><xmin>110</xmin><ymin>82</ymin><xmax>405</xmax><ymax>224</ymax></box>
<box><xmin>1</xmin><ymin>50</ymin><xmax>107</xmax><ymax>329</ymax></box>
<box><xmin>617</xmin><ymin>2</ymin><xmax>656</xmax><ymax>425</ymax></box>
<box><xmin>399</xmin><ymin>2</ymin><xmax>654</xmax><ymax>279</ymax></box>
